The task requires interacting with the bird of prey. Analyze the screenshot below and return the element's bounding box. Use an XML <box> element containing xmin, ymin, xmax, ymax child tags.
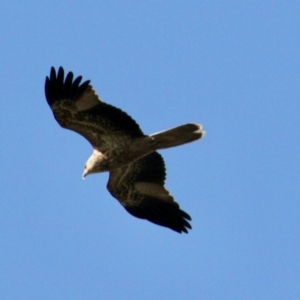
<box><xmin>45</xmin><ymin>67</ymin><xmax>205</xmax><ymax>233</ymax></box>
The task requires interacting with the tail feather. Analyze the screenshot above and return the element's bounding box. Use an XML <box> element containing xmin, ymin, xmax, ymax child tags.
<box><xmin>150</xmin><ymin>123</ymin><xmax>205</xmax><ymax>150</ymax></box>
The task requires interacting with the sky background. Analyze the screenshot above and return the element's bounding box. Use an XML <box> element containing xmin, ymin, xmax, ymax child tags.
<box><xmin>1</xmin><ymin>1</ymin><xmax>299</xmax><ymax>299</ymax></box>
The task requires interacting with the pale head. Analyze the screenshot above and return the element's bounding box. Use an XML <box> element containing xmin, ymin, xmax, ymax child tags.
<box><xmin>82</xmin><ymin>150</ymin><xmax>109</xmax><ymax>178</ymax></box>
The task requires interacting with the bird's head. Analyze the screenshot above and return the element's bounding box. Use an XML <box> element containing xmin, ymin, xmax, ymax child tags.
<box><xmin>82</xmin><ymin>150</ymin><xmax>110</xmax><ymax>179</ymax></box>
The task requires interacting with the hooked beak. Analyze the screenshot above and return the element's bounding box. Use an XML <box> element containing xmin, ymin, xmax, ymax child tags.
<box><xmin>82</xmin><ymin>169</ymin><xmax>88</xmax><ymax>179</ymax></box>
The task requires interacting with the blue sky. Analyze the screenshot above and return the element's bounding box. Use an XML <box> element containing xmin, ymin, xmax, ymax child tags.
<box><xmin>1</xmin><ymin>1</ymin><xmax>299</xmax><ymax>299</ymax></box>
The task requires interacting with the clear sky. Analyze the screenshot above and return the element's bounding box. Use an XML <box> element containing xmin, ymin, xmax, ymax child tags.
<box><xmin>1</xmin><ymin>1</ymin><xmax>299</xmax><ymax>299</ymax></box>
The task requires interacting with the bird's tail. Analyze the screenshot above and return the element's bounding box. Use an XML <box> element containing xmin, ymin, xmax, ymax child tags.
<box><xmin>150</xmin><ymin>123</ymin><xmax>205</xmax><ymax>150</ymax></box>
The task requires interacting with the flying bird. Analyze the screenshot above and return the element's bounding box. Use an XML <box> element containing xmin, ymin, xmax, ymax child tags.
<box><xmin>45</xmin><ymin>67</ymin><xmax>205</xmax><ymax>233</ymax></box>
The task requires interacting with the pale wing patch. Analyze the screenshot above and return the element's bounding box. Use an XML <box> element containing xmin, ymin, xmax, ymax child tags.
<box><xmin>76</xmin><ymin>86</ymin><xmax>101</xmax><ymax>111</ymax></box>
<box><xmin>134</xmin><ymin>182</ymin><xmax>174</xmax><ymax>202</ymax></box>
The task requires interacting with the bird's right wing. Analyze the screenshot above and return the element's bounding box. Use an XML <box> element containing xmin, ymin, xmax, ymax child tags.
<box><xmin>107</xmin><ymin>152</ymin><xmax>192</xmax><ymax>233</ymax></box>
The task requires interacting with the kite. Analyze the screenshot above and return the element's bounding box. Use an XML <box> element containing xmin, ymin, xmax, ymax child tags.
<box><xmin>45</xmin><ymin>67</ymin><xmax>205</xmax><ymax>233</ymax></box>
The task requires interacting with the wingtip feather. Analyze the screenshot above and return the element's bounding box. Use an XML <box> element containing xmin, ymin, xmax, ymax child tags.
<box><xmin>45</xmin><ymin>66</ymin><xmax>92</xmax><ymax>106</ymax></box>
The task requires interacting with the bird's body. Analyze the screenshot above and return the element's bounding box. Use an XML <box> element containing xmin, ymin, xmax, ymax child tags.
<box><xmin>45</xmin><ymin>67</ymin><xmax>205</xmax><ymax>233</ymax></box>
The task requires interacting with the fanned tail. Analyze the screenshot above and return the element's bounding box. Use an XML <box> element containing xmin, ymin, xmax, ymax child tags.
<box><xmin>150</xmin><ymin>123</ymin><xmax>205</xmax><ymax>150</ymax></box>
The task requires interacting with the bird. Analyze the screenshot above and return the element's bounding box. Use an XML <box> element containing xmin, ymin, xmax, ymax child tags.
<box><xmin>45</xmin><ymin>67</ymin><xmax>205</xmax><ymax>233</ymax></box>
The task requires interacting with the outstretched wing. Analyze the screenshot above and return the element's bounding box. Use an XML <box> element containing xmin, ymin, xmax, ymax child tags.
<box><xmin>107</xmin><ymin>152</ymin><xmax>192</xmax><ymax>233</ymax></box>
<box><xmin>45</xmin><ymin>67</ymin><xmax>144</xmax><ymax>149</ymax></box>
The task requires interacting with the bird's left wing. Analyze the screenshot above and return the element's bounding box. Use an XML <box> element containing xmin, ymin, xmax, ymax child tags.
<box><xmin>45</xmin><ymin>67</ymin><xmax>144</xmax><ymax>149</ymax></box>
<box><xmin>107</xmin><ymin>152</ymin><xmax>192</xmax><ymax>233</ymax></box>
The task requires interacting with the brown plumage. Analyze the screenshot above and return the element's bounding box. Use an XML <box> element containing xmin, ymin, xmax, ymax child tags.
<box><xmin>45</xmin><ymin>67</ymin><xmax>205</xmax><ymax>233</ymax></box>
